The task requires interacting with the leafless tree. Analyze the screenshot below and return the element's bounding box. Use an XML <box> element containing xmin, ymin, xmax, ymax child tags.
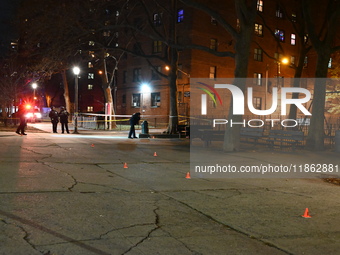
<box><xmin>302</xmin><ymin>0</ymin><xmax>340</xmax><ymax>150</ymax></box>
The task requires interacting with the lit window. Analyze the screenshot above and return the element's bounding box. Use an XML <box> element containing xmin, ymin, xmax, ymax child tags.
<box><xmin>253</xmin><ymin>73</ymin><xmax>262</xmax><ymax>86</ymax></box>
<box><xmin>133</xmin><ymin>68</ymin><xmax>142</xmax><ymax>82</ymax></box>
<box><xmin>291</xmin><ymin>56</ymin><xmax>296</xmax><ymax>65</ymax></box>
<box><xmin>236</xmin><ymin>19</ymin><xmax>240</xmax><ymax>31</ymax></box>
<box><xmin>257</xmin><ymin>0</ymin><xmax>263</xmax><ymax>12</ymax></box>
<box><xmin>254</xmin><ymin>48</ymin><xmax>263</xmax><ymax>61</ymax></box>
<box><xmin>87</xmin><ymin>106</ymin><xmax>93</xmax><ymax>112</ymax></box>
<box><xmin>89</xmin><ymin>41</ymin><xmax>95</xmax><ymax>46</ymax></box>
<box><xmin>210</xmin><ymin>39</ymin><xmax>217</xmax><ymax>50</ymax></box>
<box><xmin>253</xmin><ymin>97</ymin><xmax>262</xmax><ymax>110</ymax></box>
<box><xmin>291</xmin><ymin>34</ymin><xmax>296</xmax><ymax>45</ymax></box>
<box><xmin>88</xmin><ymin>62</ymin><xmax>93</xmax><ymax>68</ymax></box>
<box><xmin>132</xmin><ymin>93</ymin><xmax>141</xmax><ymax>107</ymax></box>
<box><xmin>153</xmin><ymin>13</ymin><xmax>162</xmax><ymax>26</ymax></box>
<box><xmin>304</xmin><ymin>34</ymin><xmax>308</xmax><ymax>44</ymax></box>
<box><xmin>209</xmin><ymin>66</ymin><xmax>216</xmax><ymax>79</ymax></box>
<box><xmin>88</xmin><ymin>73</ymin><xmax>94</xmax><ymax>79</ymax></box>
<box><xmin>88</xmin><ymin>84</ymin><xmax>93</xmax><ymax>90</ymax></box>
<box><xmin>304</xmin><ymin>56</ymin><xmax>308</xmax><ymax>68</ymax></box>
<box><xmin>291</xmin><ymin>13</ymin><xmax>297</xmax><ymax>22</ymax></box>
<box><xmin>177</xmin><ymin>9</ymin><xmax>184</xmax><ymax>23</ymax></box>
<box><xmin>89</xmin><ymin>51</ymin><xmax>95</xmax><ymax>58</ymax></box>
<box><xmin>275</xmin><ymin>29</ymin><xmax>285</xmax><ymax>42</ymax></box>
<box><xmin>151</xmin><ymin>92</ymin><xmax>161</xmax><ymax>107</ymax></box>
<box><xmin>103</xmin><ymin>31</ymin><xmax>111</xmax><ymax>37</ymax></box>
<box><xmin>153</xmin><ymin>41</ymin><xmax>162</xmax><ymax>53</ymax></box>
<box><xmin>254</xmin><ymin>23</ymin><xmax>263</xmax><ymax>36</ymax></box>
<box><xmin>274</xmin><ymin>52</ymin><xmax>283</xmax><ymax>60</ymax></box>
<box><xmin>328</xmin><ymin>58</ymin><xmax>332</xmax><ymax>68</ymax></box>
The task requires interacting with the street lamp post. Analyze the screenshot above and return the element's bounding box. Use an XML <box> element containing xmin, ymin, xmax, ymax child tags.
<box><xmin>32</xmin><ymin>83</ymin><xmax>38</xmax><ymax>103</ymax></box>
<box><xmin>264</xmin><ymin>57</ymin><xmax>289</xmax><ymax>110</ymax></box>
<box><xmin>73</xmin><ymin>67</ymin><xmax>80</xmax><ymax>134</ymax></box>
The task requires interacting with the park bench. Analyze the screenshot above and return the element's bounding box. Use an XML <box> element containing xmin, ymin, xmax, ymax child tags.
<box><xmin>200</xmin><ymin>130</ymin><xmax>225</xmax><ymax>147</ymax></box>
<box><xmin>177</xmin><ymin>124</ymin><xmax>189</xmax><ymax>137</ymax></box>
<box><xmin>240</xmin><ymin>127</ymin><xmax>264</xmax><ymax>145</ymax></box>
<box><xmin>189</xmin><ymin>125</ymin><xmax>213</xmax><ymax>140</ymax></box>
<box><xmin>268</xmin><ymin>129</ymin><xmax>304</xmax><ymax>149</ymax></box>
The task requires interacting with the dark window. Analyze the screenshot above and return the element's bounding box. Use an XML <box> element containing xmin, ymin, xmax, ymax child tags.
<box><xmin>153</xmin><ymin>13</ymin><xmax>162</xmax><ymax>26</ymax></box>
<box><xmin>133</xmin><ymin>68</ymin><xmax>142</xmax><ymax>82</ymax></box>
<box><xmin>210</xmin><ymin>39</ymin><xmax>217</xmax><ymax>50</ymax></box>
<box><xmin>122</xmin><ymin>94</ymin><xmax>126</xmax><ymax>107</ymax></box>
<box><xmin>253</xmin><ymin>97</ymin><xmax>262</xmax><ymax>110</ymax></box>
<box><xmin>123</xmin><ymin>71</ymin><xmax>127</xmax><ymax>83</ymax></box>
<box><xmin>254</xmin><ymin>48</ymin><xmax>263</xmax><ymax>61</ymax></box>
<box><xmin>151</xmin><ymin>66</ymin><xmax>161</xmax><ymax>80</ymax></box>
<box><xmin>153</xmin><ymin>41</ymin><xmax>162</xmax><ymax>53</ymax></box>
<box><xmin>276</xmin><ymin>5</ymin><xmax>284</xmax><ymax>18</ymax></box>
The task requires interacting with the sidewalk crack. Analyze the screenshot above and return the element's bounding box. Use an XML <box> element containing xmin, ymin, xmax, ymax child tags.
<box><xmin>121</xmin><ymin>206</ymin><xmax>161</xmax><ymax>255</ymax></box>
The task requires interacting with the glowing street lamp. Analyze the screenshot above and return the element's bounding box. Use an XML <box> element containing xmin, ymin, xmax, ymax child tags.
<box><xmin>73</xmin><ymin>66</ymin><xmax>80</xmax><ymax>134</ymax></box>
<box><xmin>140</xmin><ymin>83</ymin><xmax>151</xmax><ymax>114</ymax></box>
<box><xmin>32</xmin><ymin>83</ymin><xmax>38</xmax><ymax>101</ymax></box>
<box><xmin>141</xmin><ymin>83</ymin><xmax>151</xmax><ymax>93</ymax></box>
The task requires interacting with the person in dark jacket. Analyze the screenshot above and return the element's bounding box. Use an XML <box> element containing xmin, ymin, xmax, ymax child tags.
<box><xmin>15</xmin><ymin>105</ymin><xmax>27</xmax><ymax>135</ymax></box>
<box><xmin>49</xmin><ymin>106</ymin><xmax>59</xmax><ymax>133</ymax></box>
<box><xmin>59</xmin><ymin>106</ymin><xmax>70</xmax><ymax>134</ymax></box>
<box><xmin>128</xmin><ymin>112</ymin><xmax>141</xmax><ymax>139</ymax></box>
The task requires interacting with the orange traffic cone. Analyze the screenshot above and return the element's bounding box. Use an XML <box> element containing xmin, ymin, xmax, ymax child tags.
<box><xmin>123</xmin><ymin>162</ymin><xmax>128</xmax><ymax>169</ymax></box>
<box><xmin>185</xmin><ymin>172</ymin><xmax>191</xmax><ymax>179</ymax></box>
<box><xmin>154</xmin><ymin>152</ymin><xmax>158</xmax><ymax>157</ymax></box>
<box><xmin>301</xmin><ymin>208</ymin><xmax>311</xmax><ymax>218</ymax></box>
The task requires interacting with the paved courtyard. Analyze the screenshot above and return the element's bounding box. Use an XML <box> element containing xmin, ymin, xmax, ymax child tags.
<box><xmin>0</xmin><ymin>123</ymin><xmax>339</xmax><ymax>255</ymax></box>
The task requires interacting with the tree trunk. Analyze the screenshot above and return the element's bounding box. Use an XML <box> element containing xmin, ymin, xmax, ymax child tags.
<box><xmin>104</xmin><ymin>86</ymin><xmax>116</xmax><ymax>129</ymax></box>
<box><xmin>61</xmin><ymin>70</ymin><xmax>71</xmax><ymax>116</ymax></box>
<box><xmin>306</xmin><ymin>49</ymin><xmax>331</xmax><ymax>150</ymax></box>
<box><xmin>166</xmin><ymin>53</ymin><xmax>179</xmax><ymax>134</ymax></box>
<box><xmin>223</xmin><ymin>28</ymin><xmax>252</xmax><ymax>152</ymax></box>
<box><xmin>166</xmin><ymin>0</ymin><xmax>179</xmax><ymax>134</ymax></box>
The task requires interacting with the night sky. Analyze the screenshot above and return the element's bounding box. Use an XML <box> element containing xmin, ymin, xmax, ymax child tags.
<box><xmin>0</xmin><ymin>0</ymin><xmax>21</xmax><ymax>56</ymax></box>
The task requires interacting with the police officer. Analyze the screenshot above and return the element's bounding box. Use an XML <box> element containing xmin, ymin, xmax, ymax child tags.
<box><xmin>15</xmin><ymin>105</ymin><xmax>27</xmax><ymax>135</ymax></box>
<box><xmin>49</xmin><ymin>106</ymin><xmax>59</xmax><ymax>133</ymax></box>
<box><xmin>59</xmin><ymin>106</ymin><xmax>70</xmax><ymax>134</ymax></box>
<box><xmin>128</xmin><ymin>112</ymin><xmax>140</xmax><ymax>139</ymax></box>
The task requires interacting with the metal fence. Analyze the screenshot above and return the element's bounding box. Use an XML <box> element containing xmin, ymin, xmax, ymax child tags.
<box><xmin>190</xmin><ymin>115</ymin><xmax>340</xmax><ymax>148</ymax></box>
<box><xmin>75</xmin><ymin>114</ymin><xmax>169</xmax><ymax>130</ymax></box>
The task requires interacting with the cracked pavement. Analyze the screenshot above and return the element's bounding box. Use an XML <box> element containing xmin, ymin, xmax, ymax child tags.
<box><xmin>0</xmin><ymin>125</ymin><xmax>340</xmax><ymax>255</ymax></box>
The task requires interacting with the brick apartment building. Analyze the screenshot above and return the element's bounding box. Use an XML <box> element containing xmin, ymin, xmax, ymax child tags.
<box><xmin>71</xmin><ymin>0</ymin><xmax>337</xmax><ymax>125</ymax></box>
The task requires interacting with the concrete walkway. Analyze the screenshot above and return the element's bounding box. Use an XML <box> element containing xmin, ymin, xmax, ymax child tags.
<box><xmin>0</xmin><ymin>123</ymin><xmax>339</xmax><ymax>255</ymax></box>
